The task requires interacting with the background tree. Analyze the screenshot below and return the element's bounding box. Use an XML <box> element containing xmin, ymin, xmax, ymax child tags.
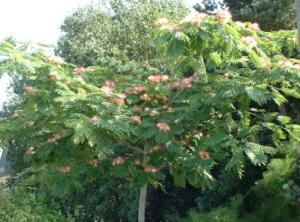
<box><xmin>194</xmin><ymin>0</ymin><xmax>296</xmax><ymax>31</ymax></box>
<box><xmin>296</xmin><ymin>0</ymin><xmax>300</xmax><ymax>48</ymax></box>
<box><xmin>56</xmin><ymin>0</ymin><xmax>188</xmax><ymax>67</ymax></box>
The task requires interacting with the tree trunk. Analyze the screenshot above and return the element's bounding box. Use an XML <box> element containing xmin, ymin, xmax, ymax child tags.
<box><xmin>296</xmin><ymin>0</ymin><xmax>300</xmax><ymax>49</ymax></box>
<box><xmin>138</xmin><ymin>184</ymin><xmax>148</xmax><ymax>222</ymax></box>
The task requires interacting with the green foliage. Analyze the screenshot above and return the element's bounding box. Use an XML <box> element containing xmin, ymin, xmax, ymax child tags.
<box><xmin>0</xmin><ymin>10</ymin><xmax>300</xmax><ymax>222</ymax></box>
<box><xmin>0</xmin><ymin>184</ymin><xmax>70</xmax><ymax>222</ymax></box>
<box><xmin>178</xmin><ymin>141</ymin><xmax>300</xmax><ymax>222</ymax></box>
<box><xmin>194</xmin><ymin>0</ymin><xmax>296</xmax><ymax>31</ymax></box>
<box><xmin>56</xmin><ymin>0</ymin><xmax>188</xmax><ymax>67</ymax></box>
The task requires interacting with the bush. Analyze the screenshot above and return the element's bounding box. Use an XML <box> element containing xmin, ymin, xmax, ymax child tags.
<box><xmin>0</xmin><ymin>184</ymin><xmax>71</xmax><ymax>222</ymax></box>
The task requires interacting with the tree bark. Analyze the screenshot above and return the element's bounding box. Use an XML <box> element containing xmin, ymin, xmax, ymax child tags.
<box><xmin>138</xmin><ymin>184</ymin><xmax>148</xmax><ymax>222</ymax></box>
<box><xmin>296</xmin><ymin>0</ymin><xmax>300</xmax><ymax>49</ymax></box>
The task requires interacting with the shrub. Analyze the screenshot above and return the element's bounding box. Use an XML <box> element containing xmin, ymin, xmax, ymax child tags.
<box><xmin>0</xmin><ymin>184</ymin><xmax>71</xmax><ymax>222</ymax></box>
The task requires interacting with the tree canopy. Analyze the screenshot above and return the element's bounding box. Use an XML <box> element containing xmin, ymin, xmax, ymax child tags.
<box><xmin>194</xmin><ymin>0</ymin><xmax>296</xmax><ymax>31</ymax></box>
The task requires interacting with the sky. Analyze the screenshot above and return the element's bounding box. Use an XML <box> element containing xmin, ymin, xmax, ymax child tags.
<box><xmin>0</xmin><ymin>0</ymin><xmax>200</xmax><ymax>105</ymax></box>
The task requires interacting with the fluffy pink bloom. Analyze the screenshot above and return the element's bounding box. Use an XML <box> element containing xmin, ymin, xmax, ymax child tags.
<box><xmin>140</xmin><ymin>94</ymin><xmax>151</xmax><ymax>102</ymax></box>
<box><xmin>170</xmin><ymin>76</ymin><xmax>194</xmax><ymax>90</ymax></box>
<box><xmin>48</xmin><ymin>55</ymin><xmax>64</xmax><ymax>65</ymax></box>
<box><xmin>159</xmin><ymin>24</ymin><xmax>180</xmax><ymax>32</ymax></box>
<box><xmin>26</xmin><ymin>146</ymin><xmax>36</xmax><ymax>155</ymax></box>
<box><xmin>24</xmin><ymin>86</ymin><xmax>36</xmax><ymax>95</ymax></box>
<box><xmin>110</xmin><ymin>97</ymin><xmax>125</xmax><ymax>106</ymax></box>
<box><xmin>185</xmin><ymin>13</ymin><xmax>207</xmax><ymax>26</ymax></box>
<box><xmin>293</xmin><ymin>64</ymin><xmax>300</xmax><ymax>69</ymax></box>
<box><xmin>25</xmin><ymin>120</ymin><xmax>35</xmax><ymax>126</ymax></box>
<box><xmin>217</xmin><ymin>11</ymin><xmax>232</xmax><ymax>24</ymax></box>
<box><xmin>156</xmin><ymin>122</ymin><xmax>171</xmax><ymax>132</ymax></box>
<box><xmin>127</xmin><ymin>86</ymin><xmax>147</xmax><ymax>95</ymax></box>
<box><xmin>12</xmin><ymin>111</ymin><xmax>20</xmax><ymax>118</ymax></box>
<box><xmin>74</xmin><ymin>67</ymin><xmax>87</xmax><ymax>75</ymax></box>
<box><xmin>251</xmin><ymin>23</ymin><xmax>260</xmax><ymax>31</ymax></box>
<box><xmin>90</xmin><ymin>115</ymin><xmax>101</xmax><ymax>121</ymax></box>
<box><xmin>241</xmin><ymin>36</ymin><xmax>257</xmax><ymax>48</ymax></box>
<box><xmin>100</xmin><ymin>86</ymin><xmax>114</xmax><ymax>94</ymax></box>
<box><xmin>144</xmin><ymin>166</ymin><xmax>158</xmax><ymax>173</ymax></box>
<box><xmin>48</xmin><ymin>72</ymin><xmax>60</xmax><ymax>81</ymax></box>
<box><xmin>154</xmin><ymin>17</ymin><xmax>170</xmax><ymax>27</ymax></box>
<box><xmin>148</xmin><ymin>75</ymin><xmax>169</xmax><ymax>84</ymax></box>
<box><xmin>89</xmin><ymin>159</ymin><xmax>99</xmax><ymax>167</ymax></box>
<box><xmin>60</xmin><ymin>166</ymin><xmax>72</xmax><ymax>174</ymax></box>
<box><xmin>149</xmin><ymin>146</ymin><xmax>161</xmax><ymax>154</ymax></box>
<box><xmin>199</xmin><ymin>150</ymin><xmax>210</xmax><ymax>160</ymax></box>
<box><xmin>150</xmin><ymin>109</ymin><xmax>160</xmax><ymax>116</ymax></box>
<box><xmin>104</xmin><ymin>80</ymin><xmax>116</xmax><ymax>88</ymax></box>
<box><xmin>132</xmin><ymin>115</ymin><xmax>142</xmax><ymax>125</ymax></box>
<box><xmin>112</xmin><ymin>156</ymin><xmax>125</xmax><ymax>166</ymax></box>
<box><xmin>235</xmin><ymin>21</ymin><xmax>245</xmax><ymax>28</ymax></box>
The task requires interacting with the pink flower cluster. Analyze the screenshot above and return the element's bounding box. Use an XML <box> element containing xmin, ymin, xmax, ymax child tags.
<box><xmin>170</xmin><ymin>76</ymin><xmax>194</xmax><ymax>90</ymax></box>
<box><xmin>184</xmin><ymin>13</ymin><xmax>207</xmax><ymax>26</ymax></box>
<box><xmin>148</xmin><ymin>75</ymin><xmax>169</xmax><ymax>84</ymax></box>
<box><xmin>217</xmin><ymin>11</ymin><xmax>232</xmax><ymax>24</ymax></box>
<box><xmin>156</xmin><ymin>122</ymin><xmax>171</xmax><ymax>132</ymax></box>
<box><xmin>127</xmin><ymin>86</ymin><xmax>147</xmax><ymax>95</ymax></box>
<box><xmin>241</xmin><ymin>36</ymin><xmax>257</xmax><ymax>48</ymax></box>
<box><xmin>112</xmin><ymin>156</ymin><xmax>125</xmax><ymax>166</ymax></box>
<box><xmin>132</xmin><ymin>115</ymin><xmax>142</xmax><ymax>125</ymax></box>
<box><xmin>100</xmin><ymin>80</ymin><xmax>116</xmax><ymax>94</ymax></box>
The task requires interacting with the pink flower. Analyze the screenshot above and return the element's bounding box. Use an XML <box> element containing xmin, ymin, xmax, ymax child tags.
<box><xmin>104</xmin><ymin>80</ymin><xmax>116</xmax><ymax>88</ymax></box>
<box><xmin>100</xmin><ymin>86</ymin><xmax>115</xmax><ymax>94</ymax></box>
<box><xmin>241</xmin><ymin>36</ymin><xmax>257</xmax><ymax>48</ymax></box>
<box><xmin>149</xmin><ymin>146</ymin><xmax>160</xmax><ymax>154</ymax></box>
<box><xmin>199</xmin><ymin>150</ymin><xmax>210</xmax><ymax>160</ymax></box>
<box><xmin>90</xmin><ymin>115</ymin><xmax>101</xmax><ymax>121</ymax></box>
<box><xmin>148</xmin><ymin>75</ymin><xmax>169</xmax><ymax>84</ymax></box>
<box><xmin>25</xmin><ymin>120</ymin><xmax>35</xmax><ymax>126</ymax></box>
<box><xmin>185</xmin><ymin>13</ymin><xmax>207</xmax><ymax>26</ymax></box>
<box><xmin>89</xmin><ymin>159</ymin><xmax>99</xmax><ymax>167</ymax></box>
<box><xmin>260</xmin><ymin>60</ymin><xmax>271</xmax><ymax>68</ymax></box>
<box><xmin>217</xmin><ymin>11</ymin><xmax>232</xmax><ymax>24</ymax></box>
<box><xmin>144</xmin><ymin>166</ymin><xmax>158</xmax><ymax>173</ymax></box>
<box><xmin>251</xmin><ymin>23</ymin><xmax>260</xmax><ymax>31</ymax></box>
<box><xmin>26</xmin><ymin>146</ymin><xmax>36</xmax><ymax>155</ymax></box>
<box><xmin>293</xmin><ymin>64</ymin><xmax>300</xmax><ymax>69</ymax></box>
<box><xmin>159</xmin><ymin>24</ymin><xmax>180</xmax><ymax>32</ymax></box>
<box><xmin>278</xmin><ymin>60</ymin><xmax>293</xmax><ymax>68</ymax></box>
<box><xmin>235</xmin><ymin>21</ymin><xmax>245</xmax><ymax>28</ymax></box>
<box><xmin>48</xmin><ymin>55</ymin><xmax>64</xmax><ymax>65</ymax></box>
<box><xmin>127</xmin><ymin>86</ymin><xmax>147</xmax><ymax>95</ymax></box>
<box><xmin>24</xmin><ymin>86</ymin><xmax>37</xmax><ymax>95</ymax></box>
<box><xmin>156</xmin><ymin>122</ymin><xmax>171</xmax><ymax>132</ymax></box>
<box><xmin>60</xmin><ymin>166</ymin><xmax>72</xmax><ymax>174</ymax></box>
<box><xmin>74</xmin><ymin>67</ymin><xmax>87</xmax><ymax>75</ymax></box>
<box><xmin>150</xmin><ymin>109</ymin><xmax>160</xmax><ymax>116</ymax></box>
<box><xmin>12</xmin><ymin>111</ymin><xmax>20</xmax><ymax>118</ymax></box>
<box><xmin>140</xmin><ymin>94</ymin><xmax>151</xmax><ymax>102</ymax></box>
<box><xmin>110</xmin><ymin>97</ymin><xmax>125</xmax><ymax>106</ymax></box>
<box><xmin>48</xmin><ymin>72</ymin><xmax>60</xmax><ymax>81</ymax></box>
<box><xmin>170</xmin><ymin>76</ymin><xmax>194</xmax><ymax>90</ymax></box>
<box><xmin>154</xmin><ymin>17</ymin><xmax>170</xmax><ymax>27</ymax></box>
<box><xmin>132</xmin><ymin>115</ymin><xmax>142</xmax><ymax>125</ymax></box>
<box><xmin>112</xmin><ymin>156</ymin><xmax>125</xmax><ymax>166</ymax></box>
<box><xmin>47</xmin><ymin>137</ymin><xmax>57</xmax><ymax>144</ymax></box>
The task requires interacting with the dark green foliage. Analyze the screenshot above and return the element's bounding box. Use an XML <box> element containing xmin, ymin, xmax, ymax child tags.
<box><xmin>53</xmin><ymin>178</ymin><xmax>139</xmax><ymax>222</ymax></box>
<box><xmin>194</xmin><ymin>0</ymin><xmax>296</xmax><ymax>31</ymax></box>
<box><xmin>0</xmin><ymin>185</ymin><xmax>70</xmax><ymax>222</ymax></box>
